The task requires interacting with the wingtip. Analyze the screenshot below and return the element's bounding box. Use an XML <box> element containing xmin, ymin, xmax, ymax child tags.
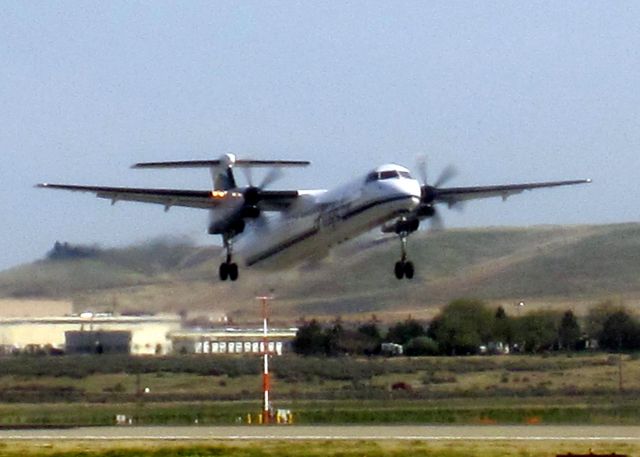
<box><xmin>36</xmin><ymin>183</ymin><xmax>48</xmax><ymax>188</ymax></box>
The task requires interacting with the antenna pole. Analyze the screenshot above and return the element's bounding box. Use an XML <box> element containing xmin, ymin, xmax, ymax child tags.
<box><xmin>257</xmin><ymin>296</ymin><xmax>273</xmax><ymax>424</ymax></box>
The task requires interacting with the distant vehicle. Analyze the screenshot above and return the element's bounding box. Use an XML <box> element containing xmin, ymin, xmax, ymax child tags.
<box><xmin>39</xmin><ymin>154</ymin><xmax>590</xmax><ymax>281</ymax></box>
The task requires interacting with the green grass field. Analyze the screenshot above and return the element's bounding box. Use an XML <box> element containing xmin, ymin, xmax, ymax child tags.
<box><xmin>0</xmin><ymin>354</ymin><xmax>639</xmax><ymax>456</ymax></box>
<box><xmin>0</xmin><ymin>354</ymin><xmax>637</xmax><ymax>426</ymax></box>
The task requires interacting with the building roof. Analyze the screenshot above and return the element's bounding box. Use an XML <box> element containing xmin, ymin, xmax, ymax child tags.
<box><xmin>0</xmin><ymin>314</ymin><xmax>181</xmax><ymax>325</ymax></box>
<box><xmin>170</xmin><ymin>327</ymin><xmax>298</xmax><ymax>339</ymax></box>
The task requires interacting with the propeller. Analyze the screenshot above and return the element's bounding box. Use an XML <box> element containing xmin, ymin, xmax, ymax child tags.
<box><xmin>434</xmin><ymin>164</ymin><xmax>457</xmax><ymax>188</ymax></box>
<box><xmin>208</xmin><ymin>156</ymin><xmax>303</xmax><ymax>235</ymax></box>
<box><xmin>241</xmin><ymin>164</ymin><xmax>285</xmax><ymax>189</ymax></box>
<box><xmin>259</xmin><ymin>167</ymin><xmax>284</xmax><ymax>189</ymax></box>
<box><xmin>415</xmin><ymin>157</ymin><xmax>458</xmax><ymax>231</ymax></box>
<box><xmin>237</xmin><ymin>166</ymin><xmax>286</xmax><ymax>228</ymax></box>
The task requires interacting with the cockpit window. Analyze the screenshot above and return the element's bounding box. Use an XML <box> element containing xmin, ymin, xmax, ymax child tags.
<box><xmin>379</xmin><ymin>170</ymin><xmax>398</xmax><ymax>180</ymax></box>
<box><xmin>365</xmin><ymin>172</ymin><xmax>378</xmax><ymax>183</ymax></box>
<box><xmin>366</xmin><ymin>169</ymin><xmax>413</xmax><ymax>183</ymax></box>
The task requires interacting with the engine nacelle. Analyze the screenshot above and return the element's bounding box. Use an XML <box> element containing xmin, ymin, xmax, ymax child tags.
<box><xmin>241</xmin><ymin>205</ymin><xmax>260</xmax><ymax>219</ymax></box>
<box><xmin>396</xmin><ymin>218</ymin><xmax>420</xmax><ymax>234</ymax></box>
<box><xmin>421</xmin><ymin>185</ymin><xmax>437</xmax><ymax>204</ymax></box>
<box><xmin>209</xmin><ymin>217</ymin><xmax>245</xmax><ymax>235</ymax></box>
<box><xmin>208</xmin><ymin>202</ymin><xmax>247</xmax><ymax>236</ymax></box>
<box><xmin>382</xmin><ymin>217</ymin><xmax>420</xmax><ymax>234</ymax></box>
<box><xmin>416</xmin><ymin>204</ymin><xmax>436</xmax><ymax>218</ymax></box>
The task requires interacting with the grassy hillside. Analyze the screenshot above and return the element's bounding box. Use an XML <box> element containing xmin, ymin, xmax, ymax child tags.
<box><xmin>1</xmin><ymin>224</ymin><xmax>639</xmax><ymax>321</ymax></box>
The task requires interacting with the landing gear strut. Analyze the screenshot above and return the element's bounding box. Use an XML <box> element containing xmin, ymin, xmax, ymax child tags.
<box><xmin>219</xmin><ymin>237</ymin><xmax>239</xmax><ymax>281</ymax></box>
<box><xmin>394</xmin><ymin>234</ymin><xmax>414</xmax><ymax>280</ymax></box>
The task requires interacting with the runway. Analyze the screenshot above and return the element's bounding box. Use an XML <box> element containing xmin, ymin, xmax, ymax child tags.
<box><xmin>1</xmin><ymin>425</ymin><xmax>639</xmax><ymax>442</ymax></box>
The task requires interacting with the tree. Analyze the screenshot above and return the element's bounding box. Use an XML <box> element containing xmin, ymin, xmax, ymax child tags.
<box><xmin>358</xmin><ymin>322</ymin><xmax>382</xmax><ymax>341</ymax></box>
<box><xmin>492</xmin><ymin>306</ymin><xmax>515</xmax><ymax>345</ymax></box>
<box><xmin>356</xmin><ymin>322</ymin><xmax>383</xmax><ymax>355</ymax></box>
<box><xmin>598</xmin><ymin>310</ymin><xmax>640</xmax><ymax>351</ymax></box>
<box><xmin>386</xmin><ymin>318</ymin><xmax>426</xmax><ymax>345</ymax></box>
<box><xmin>292</xmin><ymin>320</ymin><xmax>327</xmax><ymax>356</ymax></box>
<box><xmin>428</xmin><ymin>299</ymin><xmax>494</xmax><ymax>355</ymax></box>
<box><xmin>557</xmin><ymin>310</ymin><xmax>582</xmax><ymax>351</ymax></box>
<box><xmin>516</xmin><ymin>310</ymin><xmax>561</xmax><ymax>353</ymax></box>
<box><xmin>585</xmin><ymin>300</ymin><xmax>626</xmax><ymax>341</ymax></box>
<box><xmin>324</xmin><ymin>318</ymin><xmax>346</xmax><ymax>356</ymax></box>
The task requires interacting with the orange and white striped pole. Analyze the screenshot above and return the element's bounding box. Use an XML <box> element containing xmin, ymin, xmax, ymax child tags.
<box><xmin>257</xmin><ymin>296</ymin><xmax>272</xmax><ymax>424</ymax></box>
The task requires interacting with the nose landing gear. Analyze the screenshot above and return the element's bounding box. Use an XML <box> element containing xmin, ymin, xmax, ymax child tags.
<box><xmin>394</xmin><ymin>234</ymin><xmax>415</xmax><ymax>280</ymax></box>
<box><xmin>219</xmin><ymin>237</ymin><xmax>239</xmax><ymax>281</ymax></box>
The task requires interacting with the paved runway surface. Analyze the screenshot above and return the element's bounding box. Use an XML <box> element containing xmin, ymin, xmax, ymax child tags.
<box><xmin>1</xmin><ymin>425</ymin><xmax>639</xmax><ymax>441</ymax></box>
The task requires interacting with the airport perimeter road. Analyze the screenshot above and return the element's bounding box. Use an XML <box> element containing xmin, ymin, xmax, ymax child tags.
<box><xmin>1</xmin><ymin>425</ymin><xmax>640</xmax><ymax>442</ymax></box>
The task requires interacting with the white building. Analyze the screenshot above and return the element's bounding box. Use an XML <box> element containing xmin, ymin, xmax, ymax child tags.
<box><xmin>170</xmin><ymin>328</ymin><xmax>298</xmax><ymax>356</ymax></box>
<box><xmin>0</xmin><ymin>314</ymin><xmax>182</xmax><ymax>355</ymax></box>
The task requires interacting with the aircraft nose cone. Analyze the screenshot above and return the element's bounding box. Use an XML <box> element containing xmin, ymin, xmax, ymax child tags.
<box><xmin>386</xmin><ymin>178</ymin><xmax>421</xmax><ymax>209</ymax></box>
<box><xmin>403</xmin><ymin>179</ymin><xmax>422</xmax><ymax>204</ymax></box>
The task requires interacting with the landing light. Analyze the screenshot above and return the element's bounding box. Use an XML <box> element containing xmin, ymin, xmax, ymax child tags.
<box><xmin>210</xmin><ymin>191</ymin><xmax>243</xmax><ymax>199</ymax></box>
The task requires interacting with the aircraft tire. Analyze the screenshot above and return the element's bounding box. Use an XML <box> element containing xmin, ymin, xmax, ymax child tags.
<box><xmin>404</xmin><ymin>261</ymin><xmax>414</xmax><ymax>279</ymax></box>
<box><xmin>219</xmin><ymin>263</ymin><xmax>229</xmax><ymax>281</ymax></box>
<box><xmin>229</xmin><ymin>263</ymin><xmax>239</xmax><ymax>281</ymax></box>
<box><xmin>394</xmin><ymin>261</ymin><xmax>405</xmax><ymax>279</ymax></box>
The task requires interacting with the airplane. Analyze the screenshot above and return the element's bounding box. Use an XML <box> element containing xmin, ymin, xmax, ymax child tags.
<box><xmin>38</xmin><ymin>154</ymin><xmax>590</xmax><ymax>281</ymax></box>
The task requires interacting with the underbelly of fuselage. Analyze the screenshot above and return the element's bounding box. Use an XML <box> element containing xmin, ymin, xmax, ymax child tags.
<box><xmin>235</xmin><ymin>195</ymin><xmax>417</xmax><ymax>271</ymax></box>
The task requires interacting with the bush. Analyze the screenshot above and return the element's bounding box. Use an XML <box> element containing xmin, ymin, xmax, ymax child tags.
<box><xmin>404</xmin><ymin>336</ymin><xmax>439</xmax><ymax>356</ymax></box>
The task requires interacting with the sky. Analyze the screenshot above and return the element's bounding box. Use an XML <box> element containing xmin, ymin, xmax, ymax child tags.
<box><xmin>1</xmin><ymin>1</ymin><xmax>639</xmax><ymax>270</ymax></box>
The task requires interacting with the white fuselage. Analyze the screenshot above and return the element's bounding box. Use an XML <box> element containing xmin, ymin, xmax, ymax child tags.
<box><xmin>233</xmin><ymin>164</ymin><xmax>422</xmax><ymax>270</ymax></box>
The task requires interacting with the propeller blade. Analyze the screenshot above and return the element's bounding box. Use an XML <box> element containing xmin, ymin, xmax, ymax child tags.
<box><xmin>416</xmin><ymin>155</ymin><xmax>428</xmax><ymax>184</ymax></box>
<box><xmin>429</xmin><ymin>209</ymin><xmax>445</xmax><ymax>231</ymax></box>
<box><xmin>434</xmin><ymin>164</ymin><xmax>458</xmax><ymax>188</ymax></box>
<box><xmin>242</xmin><ymin>167</ymin><xmax>254</xmax><ymax>187</ymax></box>
<box><xmin>260</xmin><ymin>167</ymin><xmax>284</xmax><ymax>189</ymax></box>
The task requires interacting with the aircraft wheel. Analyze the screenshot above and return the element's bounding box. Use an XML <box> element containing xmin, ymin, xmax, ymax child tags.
<box><xmin>219</xmin><ymin>263</ymin><xmax>229</xmax><ymax>281</ymax></box>
<box><xmin>394</xmin><ymin>261</ymin><xmax>405</xmax><ymax>279</ymax></box>
<box><xmin>404</xmin><ymin>261</ymin><xmax>414</xmax><ymax>279</ymax></box>
<box><xmin>229</xmin><ymin>263</ymin><xmax>239</xmax><ymax>281</ymax></box>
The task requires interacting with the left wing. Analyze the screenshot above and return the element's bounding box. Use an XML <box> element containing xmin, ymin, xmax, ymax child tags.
<box><xmin>36</xmin><ymin>183</ymin><xmax>301</xmax><ymax>211</ymax></box>
<box><xmin>427</xmin><ymin>179</ymin><xmax>591</xmax><ymax>206</ymax></box>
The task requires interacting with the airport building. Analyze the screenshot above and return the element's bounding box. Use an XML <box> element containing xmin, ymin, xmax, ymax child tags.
<box><xmin>0</xmin><ymin>314</ymin><xmax>182</xmax><ymax>355</ymax></box>
<box><xmin>170</xmin><ymin>328</ymin><xmax>298</xmax><ymax>355</ymax></box>
<box><xmin>0</xmin><ymin>299</ymin><xmax>299</xmax><ymax>356</ymax></box>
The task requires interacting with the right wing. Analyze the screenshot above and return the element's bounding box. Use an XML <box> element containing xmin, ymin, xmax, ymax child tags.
<box><xmin>36</xmin><ymin>183</ymin><xmax>301</xmax><ymax>211</ymax></box>
<box><xmin>429</xmin><ymin>179</ymin><xmax>591</xmax><ymax>206</ymax></box>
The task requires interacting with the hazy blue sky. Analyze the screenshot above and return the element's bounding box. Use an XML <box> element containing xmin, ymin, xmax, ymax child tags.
<box><xmin>2</xmin><ymin>1</ymin><xmax>639</xmax><ymax>270</ymax></box>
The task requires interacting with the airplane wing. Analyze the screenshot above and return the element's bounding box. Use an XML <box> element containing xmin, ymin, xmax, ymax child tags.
<box><xmin>36</xmin><ymin>183</ymin><xmax>301</xmax><ymax>211</ymax></box>
<box><xmin>429</xmin><ymin>179</ymin><xmax>591</xmax><ymax>206</ymax></box>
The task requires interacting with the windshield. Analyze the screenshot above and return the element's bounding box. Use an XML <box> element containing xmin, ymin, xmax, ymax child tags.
<box><xmin>365</xmin><ymin>170</ymin><xmax>413</xmax><ymax>183</ymax></box>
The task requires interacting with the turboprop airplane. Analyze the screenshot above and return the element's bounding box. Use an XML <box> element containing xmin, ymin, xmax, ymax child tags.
<box><xmin>38</xmin><ymin>154</ymin><xmax>590</xmax><ymax>281</ymax></box>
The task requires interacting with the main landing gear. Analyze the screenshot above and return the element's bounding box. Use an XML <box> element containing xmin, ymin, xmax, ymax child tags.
<box><xmin>394</xmin><ymin>234</ymin><xmax>414</xmax><ymax>280</ymax></box>
<box><xmin>219</xmin><ymin>238</ymin><xmax>239</xmax><ymax>281</ymax></box>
